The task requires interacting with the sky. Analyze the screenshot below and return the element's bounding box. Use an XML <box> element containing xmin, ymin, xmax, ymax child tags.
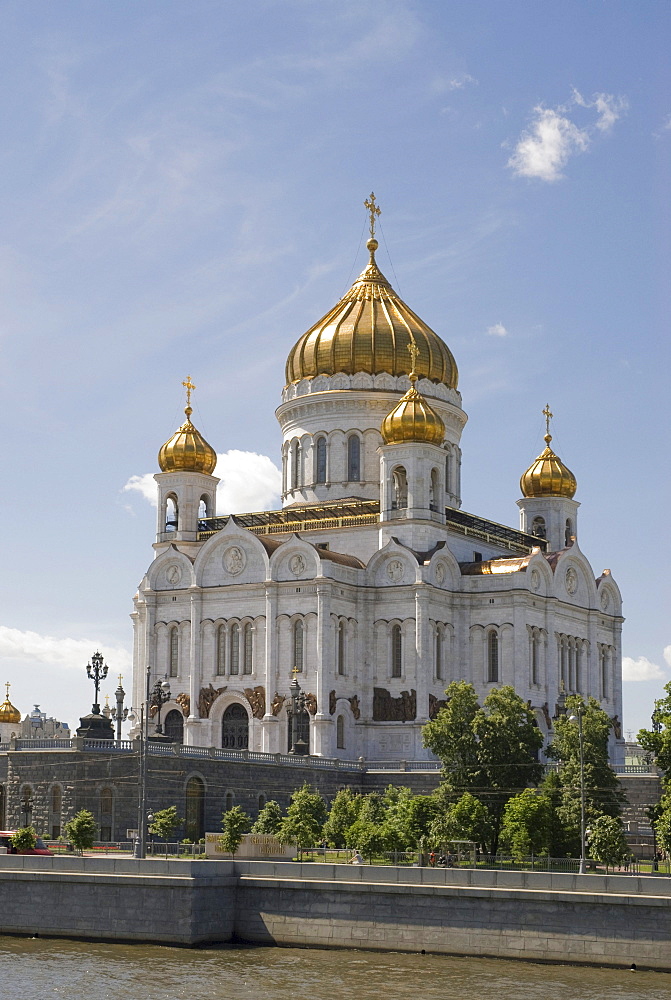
<box><xmin>0</xmin><ymin>0</ymin><xmax>668</xmax><ymax>741</ymax></box>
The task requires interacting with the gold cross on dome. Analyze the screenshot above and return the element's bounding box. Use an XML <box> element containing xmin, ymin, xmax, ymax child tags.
<box><xmin>364</xmin><ymin>192</ymin><xmax>381</xmax><ymax>239</ymax></box>
<box><xmin>182</xmin><ymin>375</ymin><xmax>196</xmax><ymax>407</ymax></box>
<box><xmin>4</xmin><ymin>682</ymin><xmax>9</xmax><ymax>699</ymax></box>
<box><xmin>118</xmin><ymin>674</ymin><xmax>123</xmax><ymax>685</ymax></box>
<box><xmin>543</xmin><ymin>403</ymin><xmax>553</xmax><ymax>436</ymax></box>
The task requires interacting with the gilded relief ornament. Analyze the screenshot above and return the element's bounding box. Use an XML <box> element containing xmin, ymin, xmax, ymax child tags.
<box><xmin>175</xmin><ymin>692</ymin><xmax>190</xmax><ymax>717</ymax></box>
<box><xmin>223</xmin><ymin>546</ymin><xmax>246</xmax><ymax>576</ymax></box>
<box><xmin>270</xmin><ymin>692</ymin><xmax>285</xmax><ymax>717</ymax></box>
<box><xmin>565</xmin><ymin>568</ymin><xmax>578</xmax><ymax>595</ymax></box>
<box><xmin>244</xmin><ymin>686</ymin><xmax>266</xmax><ymax>719</ymax></box>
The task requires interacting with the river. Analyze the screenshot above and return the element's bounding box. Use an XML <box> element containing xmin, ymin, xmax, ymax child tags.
<box><xmin>1</xmin><ymin>937</ymin><xmax>668</xmax><ymax>1000</ymax></box>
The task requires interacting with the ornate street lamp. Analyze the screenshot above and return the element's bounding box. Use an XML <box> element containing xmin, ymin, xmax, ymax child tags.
<box><xmin>288</xmin><ymin>670</ymin><xmax>308</xmax><ymax>755</ymax></box>
<box><xmin>110</xmin><ymin>674</ymin><xmax>129</xmax><ymax>741</ymax></box>
<box><xmin>86</xmin><ymin>651</ymin><xmax>108</xmax><ymax>715</ymax></box>
<box><xmin>568</xmin><ymin>704</ymin><xmax>587</xmax><ymax>875</ymax></box>
<box><xmin>150</xmin><ymin>678</ymin><xmax>171</xmax><ymax>736</ymax></box>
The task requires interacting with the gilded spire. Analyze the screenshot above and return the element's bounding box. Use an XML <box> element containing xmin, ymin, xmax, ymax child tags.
<box><xmin>158</xmin><ymin>377</ymin><xmax>218</xmax><ymax>475</ymax></box>
<box><xmin>0</xmin><ymin>681</ymin><xmax>21</xmax><ymax>725</ymax></box>
<box><xmin>520</xmin><ymin>405</ymin><xmax>577</xmax><ymax>499</ymax></box>
<box><xmin>381</xmin><ymin>342</ymin><xmax>445</xmax><ymax>446</ymax></box>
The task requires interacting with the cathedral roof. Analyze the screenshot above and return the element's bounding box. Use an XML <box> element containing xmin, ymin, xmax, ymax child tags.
<box><xmin>520</xmin><ymin>406</ymin><xmax>577</xmax><ymax>499</ymax></box>
<box><xmin>285</xmin><ymin>196</ymin><xmax>458</xmax><ymax>387</ymax></box>
<box><xmin>380</xmin><ymin>370</ymin><xmax>445</xmax><ymax>445</ymax></box>
<box><xmin>158</xmin><ymin>377</ymin><xmax>217</xmax><ymax>476</ymax></box>
<box><xmin>0</xmin><ymin>684</ymin><xmax>21</xmax><ymax>725</ymax></box>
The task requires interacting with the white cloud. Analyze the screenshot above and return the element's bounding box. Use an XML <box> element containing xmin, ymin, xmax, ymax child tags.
<box><xmin>447</xmin><ymin>74</ymin><xmax>477</xmax><ymax>91</ymax></box>
<box><xmin>123</xmin><ymin>450</ymin><xmax>282</xmax><ymax>515</ymax></box>
<box><xmin>508</xmin><ymin>90</ymin><xmax>626</xmax><ymax>181</ymax></box>
<box><xmin>665</xmin><ymin>645</ymin><xmax>671</xmax><ymax>668</ymax></box>
<box><xmin>508</xmin><ymin>106</ymin><xmax>590</xmax><ymax>182</ymax></box>
<box><xmin>654</xmin><ymin>114</ymin><xmax>671</xmax><ymax>138</ymax></box>
<box><xmin>0</xmin><ymin>626</ymin><xmax>132</xmax><ymax>672</ymax></box>
<box><xmin>487</xmin><ymin>322</ymin><xmax>508</xmax><ymax>337</ymax></box>
<box><xmin>622</xmin><ymin>655</ymin><xmax>666</xmax><ymax>682</ymax></box>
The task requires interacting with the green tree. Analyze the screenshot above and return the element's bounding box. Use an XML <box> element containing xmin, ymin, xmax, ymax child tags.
<box><xmin>541</xmin><ymin>769</ymin><xmax>573</xmax><ymax>858</ymax></box>
<box><xmin>220</xmin><ymin>805</ymin><xmax>251</xmax><ymax>855</ymax></box>
<box><xmin>322</xmin><ymin>788</ymin><xmax>360</xmax><ymax>847</ymax></box>
<box><xmin>346</xmin><ymin>818</ymin><xmax>386</xmax><ymax>860</ymax></box>
<box><xmin>277</xmin><ymin>783</ymin><xmax>327</xmax><ymax>850</ymax></box>
<box><xmin>423</xmin><ymin>682</ymin><xmax>543</xmax><ymax>854</ymax></box>
<box><xmin>430</xmin><ymin>791</ymin><xmax>489</xmax><ymax>848</ymax></box>
<box><xmin>148</xmin><ymin>807</ymin><xmax>183</xmax><ymax>843</ymax></box>
<box><xmin>64</xmin><ymin>810</ymin><xmax>98</xmax><ymax>853</ymax></box>
<box><xmin>638</xmin><ymin>683</ymin><xmax>671</xmax><ymax>778</ymax></box>
<box><xmin>251</xmin><ymin>800</ymin><xmax>284</xmax><ymax>835</ymax></box>
<box><xmin>11</xmin><ymin>827</ymin><xmax>37</xmax><ymax>852</ymax></box>
<box><xmin>499</xmin><ymin>789</ymin><xmax>551</xmax><ymax>859</ymax></box>
<box><xmin>546</xmin><ymin>696</ymin><xmax>624</xmax><ymax>855</ymax></box>
<box><xmin>587</xmin><ymin>815</ymin><xmax>629</xmax><ymax>871</ymax></box>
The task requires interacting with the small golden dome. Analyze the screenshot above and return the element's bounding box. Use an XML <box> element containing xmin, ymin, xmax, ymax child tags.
<box><xmin>0</xmin><ymin>683</ymin><xmax>21</xmax><ymax>725</ymax></box>
<box><xmin>381</xmin><ymin>368</ymin><xmax>445</xmax><ymax>445</ymax></box>
<box><xmin>158</xmin><ymin>377</ymin><xmax>217</xmax><ymax>475</ymax></box>
<box><xmin>520</xmin><ymin>407</ymin><xmax>577</xmax><ymax>498</ymax></box>
<box><xmin>285</xmin><ymin>197</ymin><xmax>458</xmax><ymax>387</ymax></box>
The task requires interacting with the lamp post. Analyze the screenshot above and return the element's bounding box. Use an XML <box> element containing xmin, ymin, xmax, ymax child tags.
<box><xmin>110</xmin><ymin>674</ymin><xmax>128</xmax><ymax>742</ymax></box>
<box><xmin>568</xmin><ymin>704</ymin><xmax>587</xmax><ymax>875</ymax></box>
<box><xmin>86</xmin><ymin>651</ymin><xmax>108</xmax><ymax>715</ymax></box>
<box><xmin>288</xmin><ymin>670</ymin><xmax>308</xmax><ymax>755</ymax></box>
<box><xmin>128</xmin><ymin>666</ymin><xmax>151</xmax><ymax>859</ymax></box>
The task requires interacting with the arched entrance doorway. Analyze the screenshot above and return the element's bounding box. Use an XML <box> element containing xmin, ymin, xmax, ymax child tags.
<box><xmin>221</xmin><ymin>704</ymin><xmax>249</xmax><ymax>749</ymax></box>
<box><xmin>164</xmin><ymin>709</ymin><xmax>184</xmax><ymax>743</ymax></box>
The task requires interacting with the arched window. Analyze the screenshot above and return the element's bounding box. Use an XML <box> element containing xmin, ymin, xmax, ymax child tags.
<box><xmin>229</xmin><ymin>623</ymin><xmax>240</xmax><ymax>675</ymax></box>
<box><xmin>487</xmin><ymin>631</ymin><xmax>499</xmax><ymax>683</ymax></box>
<box><xmin>185</xmin><ymin>777</ymin><xmax>205</xmax><ymax>842</ymax></box>
<box><xmin>430</xmin><ymin>469</ymin><xmax>439</xmax><ymax>511</ymax></box>
<box><xmin>559</xmin><ymin>635</ymin><xmax>567</xmax><ymax>689</ymax></box>
<box><xmin>20</xmin><ymin>785</ymin><xmax>33</xmax><ymax>827</ymax></box>
<box><xmin>392</xmin><ymin>467</ymin><xmax>408</xmax><ymax>509</ymax></box>
<box><xmin>165</xmin><ymin>495</ymin><xmax>178</xmax><ymax>532</ymax></box>
<box><xmin>391</xmin><ymin>623</ymin><xmax>402</xmax><ymax>678</ymax></box>
<box><xmin>243</xmin><ymin>623</ymin><xmax>253</xmax><ymax>675</ymax></box>
<box><xmin>293</xmin><ymin>619</ymin><xmax>304</xmax><ymax>673</ymax></box>
<box><xmin>347</xmin><ymin>435</ymin><xmax>361</xmax><ymax>482</ymax></box>
<box><xmin>258</xmin><ymin>793</ymin><xmax>266</xmax><ymax>811</ymax></box>
<box><xmin>216</xmin><ymin>624</ymin><xmax>226</xmax><ymax>675</ymax></box>
<box><xmin>225</xmin><ymin>792</ymin><xmax>234</xmax><ymax>811</ymax></box>
<box><xmin>435</xmin><ymin>628</ymin><xmax>443</xmax><ymax>681</ymax></box>
<box><xmin>565</xmin><ymin>519</ymin><xmax>574</xmax><ymax>546</ymax></box>
<box><xmin>291</xmin><ymin>440</ymin><xmax>300</xmax><ymax>490</ymax></box>
<box><xmin>169</xmin><ymin>626</ymin><xmax>179</xmax><ymax>678</ymax></box>
<box><xmin>337</xmin><ymin>715</ymin><xmax>345</xmax><ymax>749</ymax></box>
<box><xmin>222</xmin><ymin>703</ymin><xmax>249</xmax><ymax>749</ymax></box>
<box><xmin>50</xmin><ymin>785</ymin><xmax>62</xmax><ymax>839</ymax></box>
<box><xmin>531</xmin><ymin>631</ymin><xmax>539</xmax><ymax>685</ymax></box>
<box><xmin>337</xmin><ymin>620</ymin><xmax>346</xmax><ymax>676</ymax></box>
<box><xmin>164</xmin><ymin>709</ymin><xmax>184</xmax><ymax>743</ymax></box>
<box><xmin>315</xmin><ymin>437</ymin><xmax>327</xmax><ymax>484</ymax></box>
<box><xmin>99</xmin><ymin>787</ymin><xmax>113</xmax><ymax>842</ymax></box>
<box><xmin>531</xmin><ymin>516</ymin><xmax>546</xmax><ymax>540</ymax></box>
<box><xmin>445</xmin><ymin>451</ymin><xmax>451</xmax><ymax>495</ymax></box>
<box><xmin>282</xmin><ymin>448</ymin><xmax>287</xmax><ymax>494</ymax></box>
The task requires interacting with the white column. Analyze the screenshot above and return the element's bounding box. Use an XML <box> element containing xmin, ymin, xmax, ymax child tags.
<box><xmin>261</xmin><ymin>585</ymin><xmax>279</xmax><ymax>752</ymax></box>
<box><xmin>312</xmin><ymin>583</ymin><xmax>333</xmax><ymax>756</ymax></box>
<box><xmin>415</xmin><ymin>588</ymin><xmax>429</xmax><ymax>723</ymax></box>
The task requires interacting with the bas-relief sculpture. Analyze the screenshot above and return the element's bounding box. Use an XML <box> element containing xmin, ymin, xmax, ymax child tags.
<box><xmin>198</xmin><ymin>684</ymin><xmax>227</xmax><ymax>719</ymax></box>
<box><xmin>428</xmin><ymin>694</ymin><xmax>447</xmax><ymax>720</ymax></box>
<box><xmin>244</xmin><ymin>686</ymin><xmax>266</xmax><ymax>719</ymax></box>
<box><xmin>373</xmin><ymin>687</ymin><xmax>416</xmax><ymax>722</ymax></box>
<box><xmin>270</xmin><ymin>693</ymin><xmax>285</xmax><ymax>717</ymax></box>
<box><xmin>176</xmin><ymin>692</ymin><xmax>190</xmax><ymax>717</ymax></box>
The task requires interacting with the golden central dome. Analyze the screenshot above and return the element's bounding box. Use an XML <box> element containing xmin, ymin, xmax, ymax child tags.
<box><xmin>285</xmin><ymin>237</ymin><xmax>458</xmax><ymax>387</ymax></box>
<box><xmin>0</xmin><ymin>683</ymin><xmax>21</xmax><ymax>725</ymax></box>
<box><xmin>381</xmin><ymin>373</ymin><xmax>446</xmax><ymax>445</ymax></box>
<box><xmin>520</xmin><ymin>433</ymin><xmax>577</xmax><ymax>499</ymax></box>
<box><xmin>158</xmin><ymin>406</ymin><xmax>217</xmax><ymax>475</ymax></box>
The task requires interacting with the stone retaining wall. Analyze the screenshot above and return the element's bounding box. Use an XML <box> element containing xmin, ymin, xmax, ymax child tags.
<box><xmin>1</xmin><ymin>856</ymin><xmax>671</xmax><ymax>968</ymax></box>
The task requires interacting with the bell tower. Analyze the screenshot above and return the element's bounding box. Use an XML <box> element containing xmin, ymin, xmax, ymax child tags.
<box><xmin>517</xmin><ymin>405</ymin><xmax>579</xmax><ymax>552</ymax></box>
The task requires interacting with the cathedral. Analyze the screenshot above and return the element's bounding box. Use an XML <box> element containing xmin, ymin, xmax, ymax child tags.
<box><xmin>130</xmin><ymin>197</ymin><xmax>624</xmax><ymax>762</ymax></box>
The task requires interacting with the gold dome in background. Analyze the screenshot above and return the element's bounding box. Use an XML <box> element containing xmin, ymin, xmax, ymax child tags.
<box><xmin>520</xmin><ymin>405</ymin><xmax>577</xmax><ymax>499</ymax></box>
<box><xmin>0</xmin><ymin>683</ymin><xmax>21</xmax><ymax>725</ymax></box>
<box><xmin>158</xmin><ymin>377</ymin><xmax>218</xmax><ymax>476</ymax></box>
<box><xmin>285</xmin><ymin>194</ymin><xmax>458</xmax><ymax>387</ymax></box>
<box><xmin>381</xmin><ymin>367</ymin><xmax>445</xmax><ymax>446</ymax></box>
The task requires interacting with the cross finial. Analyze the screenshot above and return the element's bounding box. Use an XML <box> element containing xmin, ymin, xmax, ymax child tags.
<box><xmin>118</xmin><ymin>674</ymin><xmax>123</xmax><ymax>685</ymax></box>
<box><xmin>364</xmin><ymin>192</ymin><xmax>381</xmax><ymax>239</ymax></box>
<box><xmin>407</xmin><ymin>341</ymin><xmax>420</xmax><ymax>384</ymax></box>
<box><xmin>291</xmin><ymin>665</ymin><xmax>299</xmax><ymax>679</ymax></box>
<box><xmin>4</xmin><ymin>682</ymin><xmax>9</xmax><ymax>700</ymax></box>
<box><xmin>542</xmin><ymin>403</ymin><xmax>553</xmax><ymax>441</ymax></box>
<box><xmin>182</xmin><ymin>375</ymin><xmax>196</xmax><ymax>407</ymax></box>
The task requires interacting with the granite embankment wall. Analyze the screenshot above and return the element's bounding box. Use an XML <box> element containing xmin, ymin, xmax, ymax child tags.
<box><xmin>1</xmin><ymin>857</ymin><xmax>671</xmax><ymax>969</ymax></box>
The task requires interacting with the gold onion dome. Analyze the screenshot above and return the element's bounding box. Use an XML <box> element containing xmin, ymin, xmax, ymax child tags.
<box><xmin>520</xmin><ymin>405</ymin><xmax>577</xmax><ymax>499</ymax></box>
<box><xmin>158</xmin><ymin>377</ymin><xmax>217</xmax><ymax>475</ymax></box>
<box><xmin>285</xmin><ymin>194</ymin><xmax>458</xmax><ymax>387</ymax></box>
<box><xmin>0</xmin><ymin>683</ymin><xmax>21</xmax><ymax>725</ymax></box>
<box><xmin>381</xmin><ymin>368</ymin><xmax>445</xmax><ymax>445</ymax></box>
